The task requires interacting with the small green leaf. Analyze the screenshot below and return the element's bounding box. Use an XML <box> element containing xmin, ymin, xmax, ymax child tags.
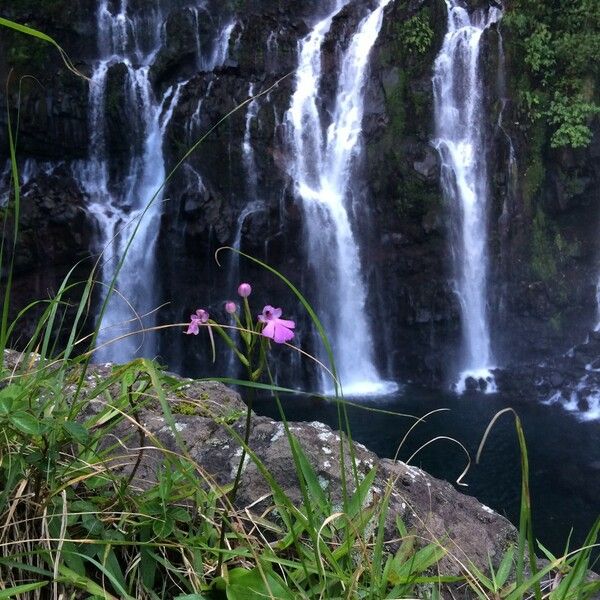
<box><xmin>140</xmin><ymin>546</ymin><xmax>157</xmax><ymax>589</ymax></box>
<box><xmin>290</xmin><ymin>436</ymin><xmax>329</xmax><ymax>515</ymax></box>
<box><xmin>389</xmin><ymin>543</ymin><xmax>447</xmax><ymax>584</ymax></box>
<box><xmin>225</xmin><ymin>567</ymin><xmax>295</xmax><ymax>600</ymax></box>
<box><xmin>496</xmin><ymin>546</ymin><xmax>515</xmax><ymax>588</ymax></box>
<box><xmin>153</xmin><ymin>516</ymin><xmax>174</xmax><ymax>538</ymax></box>
<box><xmin>98</xmin><ymin>548</ymin><xmax>127</xmax><ymax>593</ymax></box>
<box><xmin>121</xmin><ymin>367</ymin><xmax>136</xmax><ymax>389</ymax></box>
<box><xmin>62</xmin><ymin>545</ymin><xmax>87</xmax><ymax>577</ymax></box>
<box><xmin>0</xmin><ymin>582</ymin><xmax>49</xmax><ymax>598</ymax></box>
<box><xmin>63</xmin><ymin>420</ymin><xmax>89</xmax><ymax>444</ymax></box>
<box><xmin>396</xmin><ymin>516</ymin><xmax>408</xmax><ymax>537</ymax></box>
<box><xmin>24</xmin><ymin>450</ymin><xmax>44</xmax><ymax>465</ymax></box>
<box><xmin>0</xmin><ymin>383</ymin><xmax>24</xmax><ymax>401</ymax></box>
<box><xmin>0</xmin><ymin>397</ymin><xmax>14</xmax><ymax>416</ymax></box>
<box><xmin>9</xmin><ymin>411</ymin><xmax>41</xmax><ymax>435</ymax></box>
<box><xmin>81</xmin><ymin>513</ymin><xmax>104</xmax><ymax>537</ymax></box>
<box><xmin>58</xmin><ymin>561</ymin><xmax>122</xmax><ymax>600</ymax></box>
<box><xmin>169</xmin><ymin>506</ymin><xmax>192</xmax><ymax>523</ymax></box>
<box><xmin>347</xmin><ymin>466</ymin><xmax>377</xmax><ymax>519</ymax></box>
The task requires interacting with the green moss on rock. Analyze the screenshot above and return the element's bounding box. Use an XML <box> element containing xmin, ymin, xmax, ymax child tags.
<box><xmin>530</xmin><ymin>207</ymin><xmax>579</xmax><ymax>297</ymax></box>
<box><xmin>522</xmin><ymin>121</ymin><xmax>547</xmax><ymax>213</ymax></box>
<box><xmin>531</xmin><ymin>208</ymin><xmax>558</xmax><ymax>281</ymax></box>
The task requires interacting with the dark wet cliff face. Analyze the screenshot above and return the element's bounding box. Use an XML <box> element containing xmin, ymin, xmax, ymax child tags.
<box><xmin>0</xmin><ymin>0</ymin><xmax>598</xmax><ymax>387</ymax></box>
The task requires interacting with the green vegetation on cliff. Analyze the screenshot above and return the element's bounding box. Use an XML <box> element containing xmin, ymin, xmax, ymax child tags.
<box><xmin>398</xmin><ymin>10</ymin><xmax>435</xmax><ymax>56</ymax></box>
<box><xmin>505</xmin><ymin>0</ymin><xmax>600</xmax><ymax>148</ymax></box>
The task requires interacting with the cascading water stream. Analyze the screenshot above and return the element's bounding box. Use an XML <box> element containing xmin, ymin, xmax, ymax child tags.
<box><xmin>225</xmin><ymin>84</ymin><xmax>265</xmax><ymax>374</ymax></box>
<box><xmin>0</xmin><ymin>162</ymin><xmax>10</xmax><ymax>207</ymax></box>
<box><xmin>183</xmin><ymin>20</ymin><xmax>235</xmax><ymax>207</ymax></box>
<box><xmin>206</xmin><ymin>22</ymin><xmax>236</xmax><ymax>70</ymax></box>
<box><xmin>432</xmin><ymin>0</ymin><xmax>502</xmax><ymax>393</ymax></box>
<box><xmin>75</xmin><ymin>0</ymin><xmax>170</xmax><ymax>363</ymax></box>
<box><xmin>74</xmin><ymin>0</ymin><xmax>235</xmax><ymax>364</ymax></box>
<box><xmin>286</xmin><ymin>0</ymin><xmax>397</xmax><ymax>396</ymax></box>
<box><xmin>242</xmin><ymin>83</ymin><xmax>260</xmax><ymax>191</ymax></box>
<box><xmin>228</xmin><ymin>83</ymin><xmax>264</xmax><ymax>287</ymax></box>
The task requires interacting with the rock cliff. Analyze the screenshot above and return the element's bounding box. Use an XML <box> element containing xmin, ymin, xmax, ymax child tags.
<box><xmin>0</xmin><ymin>0</ymin><xmax>598</xmax><ymax>389</ymax></box>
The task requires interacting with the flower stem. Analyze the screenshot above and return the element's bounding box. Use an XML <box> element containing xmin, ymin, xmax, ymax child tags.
<box><xmin>216</xmin><ymin>359</ymin><xmax>256</xmax><ymax>574</ymax></box>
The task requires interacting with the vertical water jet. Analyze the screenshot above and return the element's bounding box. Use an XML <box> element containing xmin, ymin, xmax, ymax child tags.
<box><xmin>286</xmin><ymin>0</ymin><xmax>397</xmax><ymax>396</ymax></box>
<box><xmin>75</xmin><ymin>0</ymin><xmax>168</xmax><ymax>363</ymax></box>
<box><xmin>432</xmin><ymin>0</ymin><xmax>503</xmax><ymax>393</ymax></box>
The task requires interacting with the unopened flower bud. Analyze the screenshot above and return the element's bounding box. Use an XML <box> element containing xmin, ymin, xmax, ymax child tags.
<box><xmin>237</xmin><ymin>283</ymin><xmax>252</xmax><ymax>298</ymax></box>
<box><xmin>225</xmin><ymin>301</ymin><xmax>237</xmax><ymax>314</ymax></box>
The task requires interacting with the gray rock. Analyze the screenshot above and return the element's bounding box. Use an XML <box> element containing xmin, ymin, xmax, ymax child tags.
<box><xmin>413</xmin><ymin>148</ymin><xmax>440</xmax><ymax>180</ymax></box>
<box><xmin>36</xmin><ymin>356</ymin><xmax>515</xmax><ymax>576</ymax></box>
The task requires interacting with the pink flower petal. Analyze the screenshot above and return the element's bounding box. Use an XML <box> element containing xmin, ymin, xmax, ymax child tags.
<box><xmin>261</xmin><ymin>321</ymin><xmax>276</xmax><ymax>340</ymax></box>
<box><xmin>277</xmin><ymin>319</ymin><xmax>295</xmax><ymax>329</ymax></box>
<box><xmin>195</xmin><ymin>309</ymin><xmax>209</xmax><ymax>323</ymax></box>
<box><xmin>272</xmin><ymin>323</ymin><xmax>294</xmax><ymax>343</ymax></box>
<box><xmin>259</xmin><ymin>305</ymin><xmax>276</xmax><ymax>321</ymax></box>
<box><xmin>185</xmin><ymin>321</ymin><xmax>200</xmax><ymax>335</ymax></box>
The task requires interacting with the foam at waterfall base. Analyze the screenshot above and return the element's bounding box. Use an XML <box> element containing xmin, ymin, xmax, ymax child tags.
<box><xmin>454</xmin><ymin>368</ymin><xmax>498</xmax><ymax>395</ymax></box>
<box><xmin>324</xmin><ymin>379</ymin><xmax>400</xmax><ymax>398</ymax></box>
<box><xmin>544</xmin><ymin>388</ymin><xmax>600</xmax><ymax>422</ymax></box>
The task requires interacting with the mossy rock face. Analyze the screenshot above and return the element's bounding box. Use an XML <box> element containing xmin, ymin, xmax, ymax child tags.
<box><xmin>502</xmin><ymin>0</ymin><xmax>599</xmax><ymax>150</ymax></box>
<box><xmin>0</xmin><ymin>0</ymin><xmax>95</xmax><ymax>159</ymax></box>
<box><xmin>365</xmin><ymin>0</ymin><xmax>443</xmax><ymax>231</ymax></box>
<box><xmin>1</xmin><ymin>0</ymin><xmax>98</xmax><ymax>63</ymax></box>
<box><xmin>104</xmin><ymin>62</ymin><xmax>134</xmax><ymax>160</ymax></box>
<box><xmin>149</xmin><ymin>7</ymin><xmax>204</xmax><ymax>91</ymax></box>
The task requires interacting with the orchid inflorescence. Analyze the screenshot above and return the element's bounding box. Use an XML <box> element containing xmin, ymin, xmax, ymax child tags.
<box><xmin>184</xmin><ymin>282</ymin><xmax>295</xmax><ymax>380</ymax></box>
<box><xmin>184</xmin><ymin>282</ymin><xmax>296</xmax><ymax>559</ymax></box>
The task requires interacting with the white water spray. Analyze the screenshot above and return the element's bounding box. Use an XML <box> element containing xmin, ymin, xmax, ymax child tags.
<box><xmin>286</xmin><ymin>0</ymin><xmax>397</xmax><ymax>396</ymax></box>
<box><xmin>433</xmin><ymin>0</ymin><xmax>502</xmax><ymax>393</ymax></box>
<box><xmin>75</xmin><ymin>0</ymin><xmax>170</xmax><ymax>363</ymax></box>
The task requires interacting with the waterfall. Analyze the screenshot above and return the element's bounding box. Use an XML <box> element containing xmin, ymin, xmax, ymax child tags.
<box><xmin>75</xmin><ymin>0</ymin><xmax>169</xmax><ymax>363</ymax></box>
<box><xmin>0</xmin><ymin>161</ymin><xmax>10</xmax><ymax>207</ymax></box>
<box><xmin>185</xmin><ymin>21</ymin><xmax>235</xmax><ymax>178</ymax></box>
<box><xmin>286</xmin><ymin>0</ymin><xmax>397</xmax><ymax>396</ymax></box>
<box><xmin>225</xmin><ymin>85</ymin><xmax>265</xmax><ymax>374</ymax></box>
<box><xmin>205</xmin><ymin>22</ymin><xmax>235</xmax><ymax>70</ymax></box>
<box><xmin>190</xmin><ymin>6</ymin><xmax>204</xmax><ymax>68</ymax></box>
<box><xmin>230</xmin><ymin>82</ymin><xmax>264</xmax><ymax>282</ymax></box>
<box><xmin>190</xmin><ymin>8</ymin><xmax>235</xmax><ymax>73</ymax></box>
<box><xmin>243</xmin><ymin>83</ymin><xmax>259</xmax><ymax>192</ymax></box>
<box><xmin>432</xmin><ymin>0</ymin><xmax>502</xmax><ymax>393</ymax></box>
<box><xmin>188</xmin><ymin>81</ymin><xmax>213</xmax><ymax>138</ymax></box>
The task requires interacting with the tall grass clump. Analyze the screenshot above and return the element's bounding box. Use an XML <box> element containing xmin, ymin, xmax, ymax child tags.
<box><xmin>1</xmin><ymin>16</ymin><xmax>598</xmax><ymax>600</ymax></box>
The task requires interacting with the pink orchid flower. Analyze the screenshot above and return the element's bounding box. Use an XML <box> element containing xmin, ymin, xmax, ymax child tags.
<box><xmin>258</xmin><ymin>305</ymin><xmax>295</xmax><ymax>344</ymax></box>
<box><xmin>185</xmin><ymin>309</ymin><xmax>209</xmax><ymax>335</ymax></box>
